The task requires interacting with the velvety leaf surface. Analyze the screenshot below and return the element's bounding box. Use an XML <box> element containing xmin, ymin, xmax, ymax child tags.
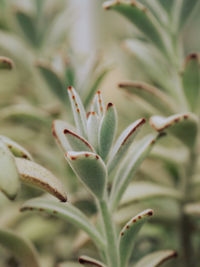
<box><xmin>87</xmin><ymin>112</ymin><xmax>100</xmax><ymax>151</ymax></box>
<box><xmin>119</xmin><ymin>209</ymin><xmax>153</xmax><ymax>267</ymax></box>
<box><xmin>15</xmin><ymin>158</ymin><xmax>67</xmax><ymax>202</ymax></box>
<box><xmin>0</xmin><ymin>228</ymin><xmax>40</xmax><ymax>267</ymax></box>
<box><xmin>90</xmin><ymin>90</ymin><xmax>105</xmax><ymax>116</ymax></box>
<box><xmin>65</xmin><ymin>151</ymin><xmax>107</xmax><ymax>199</ymax></box>
<box><xmin>0</xmin><ymin>141</ymin><xmax>20</xmax><ymax>199</ymax></box>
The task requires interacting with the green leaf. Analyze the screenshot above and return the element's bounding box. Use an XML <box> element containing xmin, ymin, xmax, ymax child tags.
<box><xmin>15</xmin><ymin>158</ymin><xmax>67</xmax><ymax>202</ymax></box>
<box><xmin>184</xmin><ymin>202</ymin><xmax>200</xmax><ymax>217</ymax></box>
<box><xmin>0</xmin><ymin>56</ymin><xmax>14</xmax><ymax>70</ymax></box>
<box><xmin>120</xmin><ymin>182</ymin><xmax>182</xmax><ymax>206</ymax></box>
<box><xmin>0</xmin><ymin>228</ymin><xmax>40</xmax><ymax>267</ymax></box>
<box><xmin>20</xmin><ymin>197</ymin><xmax>105</xmax><ymax>250</ymax></box>
<box><xmin>182</xmin><ymin>53</ymin><xmax>200</xmax><ymax>112</ymax></box>
<box><xmin>87</xmin><ymin>112</ymin><xmax>100</xmax><ymax>151</ymax></box>
<box><xmin>90</xmin><ymin>90</ymin><xmax>105</xmax><ymax>117</ymax></box>
<box><xmin>119</xmin><ymin>209</ymin><xmax>153</xmax><ymax>267</ymax></box>
<box><xmin>65</xmin><ymin>151</ymin><xmax>107</xmax><ymax>199</ymax></box>
<box><xmin>107</xmin><ymin>118</ymin><xmax>146</xmax><ymax>175</ymax></box>
<box><xmin>79</xmin><ymin>255</ymin><xmax>106</xmax><ymax>267</ymax></box>
<box><xmin>63</xmin><ymin>128</ymin><xmax>94</xmax><ymax>152</ymax></box>
<box><xmin>36</xmin><ymin>63</ymin><xmax>67</xmax><ymax>103</ymax></box>
<box><xmin>98</xmin><ymin>103</ymin><xmax>117</xmax><ymax>160</ymax></box>
<box><xmin>0</xmin><ymin>141</ymin><xmax>20</xmax><ymax>200</ymax></box>
<box><xmin>178</xmin><ymin>0</ymin><xmax>199</xmax><ymax>31</ymax></box>
<box><xmin>67</xmin><ymin>87</ymin><xmax>87</xmax><ymax>138</ymax></box>
<box><xmin>118</xmin><ymin>81</ymin><xmax>177</xmax><ymax>115</ymax></box>
<box><xmin>135</xmin><ymin>250</ymin><xmax>177</xmax><ymax>267</ymax></box>
<box><xmin>0</xmin><ymin>135</ymin><xmax>32</xmax><ymax>160</ymax></box>
<box><xmin>150</xmin><ymin>113</ymin><xmax>198</xmax><ymax>147</ymax></box>
<box><xmin>103</xmin><ymin>0</ymin><xmax>166</xmax><ymax>54</ymax></box>
<box><xmin>110</xmin><ymin>133</ymin><xmax>164</xmax><ymax>210</ymax></box>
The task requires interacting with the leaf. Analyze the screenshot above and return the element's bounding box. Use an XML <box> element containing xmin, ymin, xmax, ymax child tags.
<box><xmin>15</xmin><ymin>158</ymin><xmax>67</xmax><ymax>202</ymax></box>
<box><xmin>0</xmin><ymin>56</ymin><xmax>14</xmax><ymax>70</ymax></box>
<box><xmin>118</xmin><ymin>81</ymin><xmax>177</xmax><ymax>115</ymax></box>
<box><xmin>57</xmin><ymin>262</ymin><xmax>81</xmax><ymax>267</ymax></box>
<box><xmin>0</xmin><ymin>228</ymin><xmax>40</xmax><ymax>267</ymax></box>
<box><xmin>0</xmin><ymin>141</ymin><xmax>20</xmax><ymax>200</ymax></box>
<box><xmin>63</xmin><ymin>128</ymin><xmax>94</xmax><ymax>152</ymax></box>
<box><xmin>184</xmin><ymin>202</ymin><xmax>200</xmax><ymax>217</ymax></box>
<box><xmin>87</xmin><ymin>112</ymin><xmax>100</xmax><ymax>151</ymax></box>
<box><xmin>36</xmin><ymin>63</ymin><xmax>67</xmax><ymax>103</ymax></box>
<box><xmin>103</xmin><ymin>0</ymin><xmax>166</xmax><ymax>54</ymax></box>
<box><xmin>65</xmin><ymin>151</ymin><xmax>107</xmax><ymax>199</ymax></box>
<box><xmin>135</xmin><ymin>250</ymin><xmax>177</xmax><ymax>267</ymax></box>
<box><xmin>119</xmin><ymin>209</ymin><xmax>153</xmax><ymax>267</ymax></box>
<box><xmin>107</xmin><ymin>118</ymin><xmax>146</xmax><ymax>175</ymax></box>
<box><xmin>79</xmin><ymin>255</ymin><xmax>106</xmax><ymax>267</ymax></box>
<box><xmin>150</xmin><ymin>113</ymin><xmax>198</xmax><ymax>147</ymax></box>
<box><xmin>110</xmin><ymin>133</ymin><xmax>164</xmax><ymax>210</ymax></box>
<box><xmin>67</xmin><ymin>87</ymin><xmax>87</xmax><ymax>138</ymax></box>
<box><xmin>90</xmin><ymin>90</ymin><xmax>105</xmax><ymax>117</ymax></box>
<box><xmin>178</xmin><ymin>0</ymin><xmax>199</xmax><ymax>31</ymax></box>
<box><xmin>181</xmin><ymin>53</ymin><xmax>200</xmax><ymax>112</ymax></box>
<box><xmin>20</xmin><ymin>197</ymin><xmax>105</xmax><ymax>250</ymax></box>
<box><xmin>98</xmin><ymin>103</ymin><xmax>117</xmax><ymax>160</ymax></box>
<box><xmin>120</xmin><ymin>182</ymin><xmax>182</xmax><ymax>206</ymax></box>
<box><xmin>0</xmin><ymin>135</ymin><xmax>33</xmax><ymax>160</ymax></box>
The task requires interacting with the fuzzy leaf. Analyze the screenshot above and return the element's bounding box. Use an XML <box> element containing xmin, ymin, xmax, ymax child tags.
<box><xmin>63</xmin><ymin>128</ymin><xmax>94</xmax><ymax>152</ymax></box>
<box><xmin>184</xmin><ymin>202</ymin><xmax>200</xmax><ymax>217</ymax></box>
<box><xmin>118</xmin><ymin>81</ymin><xmax>177</xmax><ymax>115</ymax></box>
<box><xmin>67</xmin><ymin>87</ymin><xmax>87</xmax><ymax>138</ymax></box>
<box><xmin>110</xmin><ymin>133</ymin><xmax>163</xmax><ymax>210</ymax></box>
<box><xmin>150</xmin><ymin>113</ymin><xmax>198</xmax><ymax>147</ymax></box>
<box><xmin>20</xmin><ymin>197</ymin><xmax>105</xmax><ymax>249</ymax></box>
<box><xmin>0</xmin><ymin>135</ymin><xmax>32</xmax><ymax>160</ymax></box>
<box><xmin>107</xmin><ymin>118</ymin><xmax>146</xmax><ymax>174</ymax></box>
<box><xmin>15</xmin><ymin>158</ymin><xmax>67</xmax><ymax>202</ymax></box>
<box><xmin>37</xmin><ymin>63</ymin><xmax>67</xmax><ymax>103</ymax></box>
<box><xmin>79</xmin><ymin>255</ymin><xmax>106</xmax><ymax>267</ymax></box>
<box><xmin>0</xmin><ymin>228</ymin><xmax>40</xmax><ymax>267</ymax></box>
<box><xmin>178</xmin><ymin>0</ymin><xmax>199</xmax><ymax>31</ymax></box>
<box><xmin>87</xmin><ymin>112</ymin><xmax>100</xmax><ymax>151</ymax></box>
<box><xmin>90</xmin><ymin>91</ymin><xmax>105</xmax><ymax>117</ymax></box>
<box><xmin>98</xmin><ymin>103</ymin><xmax>117</xmax><ymax>160</ymax></box>
<box><xmin>65</xmin><ymin>151</ymin><xmax>107</xmax><ymax>199</ymax></box>
<box><xmin>103</xmin><ymin>0</ymin><xmax>166</xmax><ymax>54</ymax></box>
<box><xmin>135</xmin><ymin>250</ymin><xmax>177</xmax><ymax>267</ymax></box>
<box><xmin>0</xmin><ymin>56</ymin><xmax>14</xmax><ymax>70</ymax></box>
<box><xmin>182</xmin><ymin>53</ymin><xmax>200</xmax><ymax>112</ymax></box>
<box><xmin>0</xmin><ymin>141</ymin><xmax>20</xmax><ymax>199</ymax></box>
<box><xmin>119</xmin><ymin>209</ymin><xmax>153</xmax><ymax>267</ymax></box>
<box><xmin>121</xmin><ymin>182</ymin><xmax>182</xmax><ymax>206</ymax></box>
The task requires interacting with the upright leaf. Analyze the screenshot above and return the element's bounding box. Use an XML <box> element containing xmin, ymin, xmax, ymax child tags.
<box><xmin>98</xmin><ymin>103</ymin><xmax>117</xmax><ymax>160</ymax></box>
<box><xmin>87</xmin><ymin>112</ymin><xmax>100</xmax><ymax>151</ymax></box>
<box><xmin>67</xmin><ymin>87</ymin><xmax>87</xmax><ymax>138</ymax></box>
<box><xmin>15</xmin><ymin>158</ymin><xmax>67</xmax><ymax>202</ymax></box>
<box><xmin>0</xmin><ymin>141</ymin><xmax>20</xmax><ymax>200</ymax></box>
<box><xmin>21</xmin><ymin>197</ymin><xmax>105</xmax><ymax>250</ymax></box>
<box><xmin>90</xmin><ymin>90</ymin><xmax>105</xmax><ymax>117</ymax></box>
<box><xmin>65</xmin><ymin>151</ymin><xmax>107</xmax><ymax>199</ymax></box>
<box><xmin>0</xmin><ymin>228</ymin><xmax>40</xmax><ymax>267</ymax></box>
<box><xmin>119</xmin><ymin>209</ymin><xmax>153</xmax><ymax>267</ymax></box>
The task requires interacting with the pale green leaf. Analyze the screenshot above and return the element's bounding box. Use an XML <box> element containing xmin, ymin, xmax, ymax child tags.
<box><xmin>15</xmin><ymin>158</ymin><xmax>67</xmax><ymax>202</ymax></box>
<box><xmin>98</xmin><ymin>103</ymin><xmax>117</xmax><ymax>160</ymax></box>
<box><xmin>20</xmin><ymin>197</ymin><xmax>105</xmax><ymax>250</ymax></box>
<box><xmin>87</xmin><ymin>112</ymin><xmax>100</xmax><ymax>151</ymax></box>
<box><xmin>178</xmin><ymin>0</ymin><xmax>199</xmax><ymax>31</ymax></box>
<box><xmin>0</xmin><ymin>141</ymin><xmax>20</xmax><ymax>200</ymax></box>
<box><xmin>79</xmin><ymin>255</ymin><xmax>106</xmax><ymax>267</ymax></box>
<box><xmin>65</xmin><ymin>151</ymin><xmax>107</xmax><ymax>199</ymax></box>
<box><xmin>135</xmin><ymin>250</ymin><xmax>177</xmax><ymax>267</ymax></box>
<box><xmin>90</xmin><ymin>90</ymin><xmax>105</xmax><ymax>117</ymax></box>
<box><xmin>119</xmin><ymin>209</ymin><xmax>153</xmax><ymax>267</ymax></box>
<box><xmin>0</xmin><ymin>228</ymin><xmax>40</xmax><ymax>267</ymax></box>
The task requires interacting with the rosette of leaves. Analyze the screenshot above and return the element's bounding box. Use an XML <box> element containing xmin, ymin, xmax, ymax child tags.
<box><xmin>103</xmin><ymin>1</ymin><xmax>200</xmax><ymax>266</ymax></box>
<box><xmin>20</xmin><ymin>87</ymin><xmax>176</xmax><ymax>267</ymax></box>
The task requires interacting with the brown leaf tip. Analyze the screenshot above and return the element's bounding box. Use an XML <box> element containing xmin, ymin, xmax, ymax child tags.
<box><xmin>148</xmin><ymin>210</ymin><xmax>153</xmax><ymax>216</ymax></box>
<box><xmin>63</xmin><ymin>129</ymin><xmax>69</xmax><ymax>134</ymax></box>
<box><xmin>68</xmin><ymin>86</ymin><xmax>72</xmax><ymax>90</ymax></box>
<box><xmin>107</xmin><ymin>102</ymin><xmax>113</xmax><ymax>110</ymax></box>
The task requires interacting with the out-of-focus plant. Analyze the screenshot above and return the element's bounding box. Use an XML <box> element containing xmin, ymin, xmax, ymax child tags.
<box><xmin>103</xmin><ymin>1</ymin><xmax>200</xmax><ymax>266</ymax></box>
<box><xmin>19</xmin><ymin>87</ymin><xmax>177</xmax><ymax>267</ymax></box>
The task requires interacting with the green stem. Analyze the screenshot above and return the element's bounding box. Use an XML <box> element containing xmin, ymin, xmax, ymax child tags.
<box><xmin>98</xmin><ymin>198</ymin><xmax>119</xmax><ymax>267</ymax></box>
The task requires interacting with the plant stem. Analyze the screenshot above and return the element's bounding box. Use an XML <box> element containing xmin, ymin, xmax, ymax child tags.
<box><xmin>98</xmin><ymin>198</ymin><xmax>119</xmax><ymax>267</ymax></box>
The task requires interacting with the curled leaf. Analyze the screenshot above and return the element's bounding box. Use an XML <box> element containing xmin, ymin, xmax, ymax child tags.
<box><xmin>15</xmin><ymin>158</ymin><xmax>67</xmax><ymax>202</ymax></box>
<box><xmin>79</xmin><ymin>255</ymin><xmax>106</xmax><ymax>267</ymax></box>
<box><xmin>119</xmin><ymin>209</ymin><xmax>153</xmax><ymax>267</ymax></box>
<box><xmin>0</xmin><ymin>56</ymin><xmax>14</xmax><ymax>69</ymax></box>
<box><xmin>65</xmin><ymin>151</ymin><xmax>107</xmax><ymax>199</ymax></box>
